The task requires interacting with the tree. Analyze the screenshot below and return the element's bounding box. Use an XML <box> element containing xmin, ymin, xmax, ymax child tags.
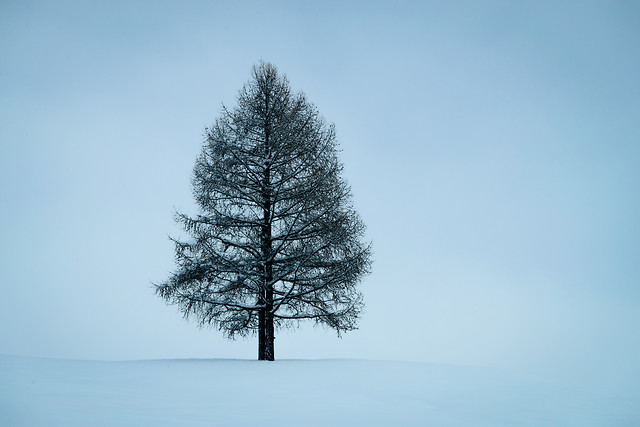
<box><xmin>156</xmin><ymin>62</ymin><xmax>371</xmax><ymax>361</ymax></box>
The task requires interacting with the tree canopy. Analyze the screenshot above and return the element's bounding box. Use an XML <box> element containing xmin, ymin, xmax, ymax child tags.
<box><xmin>156</xmin><ymin>62</ymin><xmax>371</xmax><ymax>360</ymax></box>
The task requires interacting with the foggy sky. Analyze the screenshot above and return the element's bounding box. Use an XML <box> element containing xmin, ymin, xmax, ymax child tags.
<box><xmin>1</xmin><ymin>0</ymin><xmax>638</xmax><ymax>392</ymax></box>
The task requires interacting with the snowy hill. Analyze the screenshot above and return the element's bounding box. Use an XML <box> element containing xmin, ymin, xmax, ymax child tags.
<box><xmin>0</xmin><ymin>355</ymin><xmax>635</xmax><ymax>426</ymax></box>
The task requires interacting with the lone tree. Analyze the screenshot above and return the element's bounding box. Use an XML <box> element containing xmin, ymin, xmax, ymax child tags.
<box><xmin>156</xmin><ymin>62</ymin><xmax>371</xmax><ymax>361</ymax></box>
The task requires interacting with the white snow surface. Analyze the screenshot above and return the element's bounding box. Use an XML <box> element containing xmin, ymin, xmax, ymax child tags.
<box><xmin>0</xmin><ymin>355</ymin><xmax>635</xmax><ymax>426</ymax></box>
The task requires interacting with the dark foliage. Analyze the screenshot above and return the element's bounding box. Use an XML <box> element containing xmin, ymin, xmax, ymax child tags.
<box><xmin>156</xmin><ymin>62</ymin><xmax>371</xmax><ymax>360</ymax></box>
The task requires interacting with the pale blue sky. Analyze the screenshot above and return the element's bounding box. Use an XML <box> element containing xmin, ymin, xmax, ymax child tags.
<box><xmin>1</xmin><ymin>0</ymin><xmax>638</xmax><ymax>391</ymax></box>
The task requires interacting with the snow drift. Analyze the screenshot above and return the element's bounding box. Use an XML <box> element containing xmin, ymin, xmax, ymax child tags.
<box><xmin>0</xmin><ymin>355</ymin><xmax>635</xmax><ymax>426</ymax></box>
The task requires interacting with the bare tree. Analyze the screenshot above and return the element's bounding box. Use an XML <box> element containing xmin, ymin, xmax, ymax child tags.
<box><xmin>156</xmin><ymin>62</ymin><xmax>371</xmax><ymax>361</ymax></box>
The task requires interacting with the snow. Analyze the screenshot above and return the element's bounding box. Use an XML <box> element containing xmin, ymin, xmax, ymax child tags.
<box><xmin>0</xmin><ymin>355</ymin><xmax>636</xmax><ymax>426</ymax></box>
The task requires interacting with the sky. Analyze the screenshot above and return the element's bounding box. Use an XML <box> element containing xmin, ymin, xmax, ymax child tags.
<box><xmin>1</xmin><ymin>0</ymin><xmax>638</xmax><ymax>391</ymax></box>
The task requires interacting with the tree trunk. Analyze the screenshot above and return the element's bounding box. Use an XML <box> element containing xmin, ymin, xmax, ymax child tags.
<box><xmin>258</xmin><ymin>96</ymin><xmax>275</xmax><ymax>361</ymax></box>
<box><xmin>258</xmin><ymin>290</ymin><xmax>275</xmax><ymax>360</ymax></box>
<box><xmin>258</xmin><ymin>230</ymin><xmax>275</xmax><ymax>360</ymax></box>
<box><xmin>258</xmin><ymin>309</ymin><xmax>266</xmax><ymax>360</ymax></box>
<box><xmin>258</xmin><ymin>309</ymin><xmax>275</xmax><ymax>361</ymax></box>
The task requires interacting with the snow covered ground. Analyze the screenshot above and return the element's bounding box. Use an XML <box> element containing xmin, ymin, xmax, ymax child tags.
<box><xmin>0</xmin><ymin>355</ymin><xmax>636</xmax><ymax>426</ymax></box>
